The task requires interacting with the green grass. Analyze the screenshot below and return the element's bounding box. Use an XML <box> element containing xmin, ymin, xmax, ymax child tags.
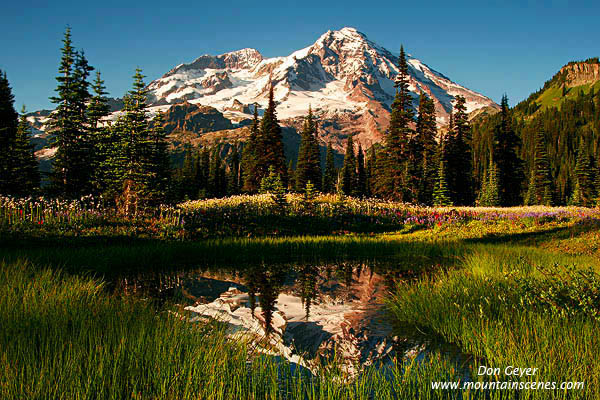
<box><xmin>2</xmin><ymin>207</ymin><xmax>600</xmax><ymax>399</ymax></box>
<box><xmin>388</xmin><ymin>245</ymin><xmax>600</xmax><ymax>399</ymax></box>
<box><xmin>0</xmin><ymin>259</ymin><xmax>504</xmax><ymax>400</ymax></box>
<box><xmin>536</xmin><ymin>81</ymin><xmax>600</xmax><ymax>110</ymax></box>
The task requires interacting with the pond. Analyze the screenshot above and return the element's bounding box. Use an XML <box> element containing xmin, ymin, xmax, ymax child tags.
<box><xmin>109</xmin><ymin>256</ymin><xmax>471</xmax><ymax>376</ymax></box>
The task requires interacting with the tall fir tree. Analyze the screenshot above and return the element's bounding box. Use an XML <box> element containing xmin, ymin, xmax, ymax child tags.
<box><xmin>525</xmin><ymin>121</ymin><xmax>553</xmax><ymax>205</ymax></box>
<box><xmin>88</xmin><ymin>71</ymin><xmax>112</xmax><ymax>195</ymax></box>
<box><xmin>365</xmin><ymin>145</ymin><xmax>377</xmax><ymax>198</ymax></box>
<box><xmin>340</xmin><ymin>134</ymin><xmax>357</xmax><ymax>196</ymax></box>
<box><xmin>384</xmin><ymin>45</ymin><xmax>415</xmax><ymax>201</ymax></box>
<box><xmin>356</xmin><ymin>142</ymin><xmax>366</xmax><ymax>197</ymax></box>
<box><xmin>48</xmin><ymin>27</ymin><xmax>92</xmax><ymax>197</ymax></box>
<box><xmin>478</xmin><ymin>158</ymin><xmax>500</xmax><ymax>207</ymax></box>
<box><xmin>146</xmin><ymin>111</ymin><xmax>170</xmax><ymax>205</ymax></box>
<box><xmin>227</xmin><ymin>143</ymin><xmax>241</xmax><ymax>195</ymax></box>
<box><xmin>444</xmin><ymin>95</ymin><xmax>474</xmax><ymax>205</ymax></box>
<box><xmin>11</xmin><ymin>106</ymin><xmax>40</xmax><ymax>196</ymax></box>
<box><xmin>322</xmin><ymin>142</ymin><xmax>336</xmax><ymax>193</ymax></box>
<box><xmin>432</xmin><ymin>157</ymin><xmax>452</xmax><ymax>206</ymax></box>
<box><xmin>241</xmin><ymin>104</ymin><xmax>260</xmax><ymax>192</ymax></box>
<box><xmin>255</xmin><ymin>84</ymin><xmax>287</xmax><ymax>186</ymax></box>
<box><xmin>0</xmin><ymin>70</ymin><xmax>19</xmax><ymax>194</ymax></box>
<box><xmin>493</xmin><ymin>95</ymin><xmax>524</xmax><ymax>206</ymax></box>
<box><xmin>295</xmin><ymin>107</ymin><xmax>322</xmax><ymax>191</ymax></box>
<box><xmin>415</xmin><ymin>94</ymin><xmax>437</xmax><ymax>204</ymax></box>
<box><xmin>570</xmin><ymin>139</ymin><xmax>595</xmax><ymax>206</ymax></box>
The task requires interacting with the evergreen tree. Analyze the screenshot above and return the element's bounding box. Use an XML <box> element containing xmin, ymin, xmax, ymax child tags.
<box><xmin>493</xmin><ymin>95</ymin><xmax>524</xmax><ymax>206</ymax></box>
<box><xmin>260</xmin><ymin>166</ymin><xmax>287</xmax><ymax>212</ymax></box>
<box><xmin>287</xmin><ymin>160</ymin><xmax>295</xmax><ymax>191</ymax></box>
<box><xmin>526</xmin><ymin>121</ymin><xmax>553</xmax><ymax>205</ymax></box>
<box><xmin>146</xmin><ymin>111</ymin><xmax>170</xmax><ymax>205</ymax></box>
<box><xmin>365</xmin><ymin>145</ymin><xmax>377</xmax><ymax>198</ymax></box>
<box><xmin>384</xmin><ymin>46</ymin><xmax>415</xmax><ymax>200</ymax></box>
<box><xmin>12</xmin><ymin>106</ymin><xmax>40</xmax><ymax>195</ymax></box>
<box><xmin>88</xmin><ymin>71</ymin><xmax>112</xmax><ymax>195</ymax></box>
<box><xmin>571</xmin><ymin>140</ymin><xmax>595</xmax><ymax>206</ymax></box>
<box><xmin>0</xmin><ymin>70</ymin><xmax>19</xmax><ymax>194</ymax></box>
<box><xmin>208</xmin><ymin>147</ymin><xmax>226</xmax><ymax>198</ymax></box>
<box><xmin>241</xmin><ymin>104</ymin><xmax>260</xmax><ymax>192</ymax></box>
<box><xmin>445</xmin><ymin>95</ymin><xmax>474</xmax><ymax>205</ymax></box>
<box><xmin>227</xmin><ymin>143</ymin><xmax>241</xmax><ymax>195</ymax></box>
<box><xmin>200</xmin><ymin>146</ymin><xmax>210</xmax><ymax>197</ymax></box>
<box><xmin>415</xmin><ymin>94</ymin><xmax>437</xmax><ymax>204</ymax></box>
<box><xmin>295</xmin><ymin>107</ymin><xmax>322</xmax><ymax>191</ymax></box>
<box><xmin>255</xmin><ymin>84</ymin><xmax>287</xmax><ymax>186</ymax></box>
<box><xmin>478</xmin><ymin>159</ymin><xmax>500</xmax><ymax>206</ymax></box>
<box><xmin>340</xmin><ymin>134</ymin><xmax>357</xmax><ymax>196</ymax></box>
<box><xmin>48</xmin><ymin>28</ymin><xmax>93</xmax><ymax>197</ymax></box>
<box><xmin>432</xmin><ymin>158</ymin><xmax>452</xmax><ymax>207</ymax></box>
<box><xmin>356</xmin><ymin>142</ymin><xmax>366</xmax><ymax>197</ymax></box>
<box><xmin>322</xmin><ymin>142</ymin><xmax>336</xmax><ymax>193</ymax></box>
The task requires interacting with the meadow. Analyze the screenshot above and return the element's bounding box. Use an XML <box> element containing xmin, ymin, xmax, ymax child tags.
<box><xmin>1</xmin><ymin>194</ymin><xmax>599</xmax><ymax>399</ymax></box>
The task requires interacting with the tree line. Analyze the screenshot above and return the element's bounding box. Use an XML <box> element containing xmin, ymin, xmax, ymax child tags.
<box><xmin>2</xmin><ymin>29</ymin><xmax>599</xmax><ymax>208</ymax></box>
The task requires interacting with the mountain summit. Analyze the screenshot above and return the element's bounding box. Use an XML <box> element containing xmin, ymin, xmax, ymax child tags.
<box><xmin>146</xmin><ymin>27</ymin><xmax>498</xmax><ymax>150</ymax></box>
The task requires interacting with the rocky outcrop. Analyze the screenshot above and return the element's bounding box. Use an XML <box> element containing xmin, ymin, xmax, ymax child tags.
<box><xmin>559</xmin><ymin>61</ymin><xmax>600</xmax><ymax>87</ymax></box>
<box><xmin>162</xmin><ymin>102</ymin><xmax>233</xmax><ymax>135</ymax></box>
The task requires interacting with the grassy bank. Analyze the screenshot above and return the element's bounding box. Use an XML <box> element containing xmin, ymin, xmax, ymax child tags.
<box><xmin>0</xmin><ymin>259</ymin><xmax>487</xmax><ymax>400</ymax></box>
<box><xmin>388</xmin><ymin>245</ymin><xmax>600</xmax><ymax>399</ymax></box>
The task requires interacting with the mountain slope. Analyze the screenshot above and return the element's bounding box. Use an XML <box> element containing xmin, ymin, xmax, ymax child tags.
<box><xmin>146</xmin><ymin>27</ymin><xmax>498</xmax><ymax>151</ymax></box>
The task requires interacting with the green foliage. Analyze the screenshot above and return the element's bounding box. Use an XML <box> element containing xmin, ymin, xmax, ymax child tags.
<box><xmin>478</xmin><ymin>159</ymin><xmax>500</xmax><ymax>206</ymax></box>
<box><xmin>383</xmin><ymin>46</ymin><xmax>415</xmax><ymax>201</ymax></box>
<box><xmin>0</xmin><ymin>70</ymin><xmax>20</xmax><ymax>194</ymax></box>
<box><xmin>444</xmin><ymin>96</ymin><xmax>474</xmax><ymax>205</ymax></box>
<box><xmin>254</xmin><ymin>85</ymin><xmax>287</xmax><ymax>188</ymax></box>
<box><xmin>241</xmin><ymin>104</ymin><xmax>260</xmax><ymax>192</ymax></box>
<box><xmin>415</xmin><ymin>94</ymin><xmax>438</xmax><ymax>205</ymax></box>
<box><xmin>12</xmin><ymin>107</ymin><xmax>40</xmax><ymax>195</ymax></box>
<box><xmin>322</xmin><ymin>142</ymin><xmax>336</xmax><ymax>193</ymax></box>
<box><xmin>493</xmin><ymin>95</ymin><xmax>524</xmax><ymax>206</ymax></box>
<box><xmin>432</xmin><ymin>158</ymin><xmax>452</xmax><ymax>207</ymax></box>
<box><xmin>340</xmin><ymin>134</ymin><xmax>357</xmax><ymax>195</ymax></box>
<box><xmin>260</xmin><ymin>166</ymin><xmax>287</xmax><ymax>211</ymax></box>
<box><xmin>295</xmin><ymin>107</ymin><xmax>321</xmax><ymax>191</ymax></box>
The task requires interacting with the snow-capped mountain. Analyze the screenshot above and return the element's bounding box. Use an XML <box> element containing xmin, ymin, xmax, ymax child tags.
<box><xmin>146</xmin><ymin>27</ymin><xmax>498</xmax><ymax>150</ymax></box>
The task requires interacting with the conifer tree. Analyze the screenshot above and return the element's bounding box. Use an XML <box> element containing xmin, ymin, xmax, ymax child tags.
<box><xmin>208</xmin><ymin>147</ymin><xmax>226</xmax><ymax>198</ymax></box>
<box><xmin>11</xmin><ymin>107</ymin><xmax>40</xmax><ymax>195</ymax></box>
<box><xmin>526</xmin><ymin>121</ymin><xmax>553</xmax><ymax>205</ymax></box>
<box><xmin>415</xmin><ymin>94</ymin><xmax>437</xmax><ymax>204</ymax></box>
<box><xmin>356</xmin><ymin>142</ymin><xmax>366</xmax><ymax>197</ymax></box>
<box><xmin>444</xmin><ymin>95</ymin><xmax>474</xmax><ymax>205</ymax></box>
<box><xmin>384</xmin><ymin>46</ymin><xmax>415</xmax><ymax>200</ymax></box>
<box><xmin>295</xmin><ymin>107</ymin><xmax>321</xmax><ymax>191</ymax></box>
<box><xmin>49</xmin><ymin>27</ymin><xmax>93</xmax><ymax>197</ymax></box>
<box><xmin>571</xmin><ymin>140</ymin><xmax>595</xmax><ymax>206</ymax></box>
<box><xmin>322</xmin><ymin>142</ymin><xmax>336</xmax><ymax>193</ymax></box>
<box><xmin>88</xmin><ymin>71</ymin><xmax>112</xmax><ymax>195</ymax></box>
<box><xmin>255</xmin><ymin>84</ymin><xmax>286</xmax><ymax>186</ymax></box>
<box><xmin>493</xmin><ymin>95</ymin><xmax>524</xmax><ymax>206</ymax></box>
<box><xmin>287</xmin><ymin>160</ymin><xmax>295</xmax><ymax>191</ymax></box>
<box><xmin>146</xmin><ymin>111</ymin><xmax>170</xmax><ymax>205</ymax></box>
<box><xmin>340</xmin><ymin>134</ymin><xmax>357</xmax><ymax>196</ymax></box>
<box><xmin>227</xmin><ymin>143</ymin><xmax>241</xmax><ymax>195</ymax></box>
<box><xmin>433</xmin><ymin>158</ymin><xmax>452</xmax><ymax>207</ymax></box>
<box><xmin>365</xmin><ymin>145</ymin><xmax>377</xmax><ymax>198</ymax></box>
<box><xmin>0</xmin><ymin>70</ymin><xmax>19</xmax><ymax>194</ymax></box>
<box><xmin>200</xmin><ymin>146</ymin><xmax>210</xmax><ymax>197</ymax></box>
<box><xmin>241</xmin><ymin>104</ymin><xmax>260</xmax><ymax>192</ymax></box>
<box><xmin>478</xmin><ymin>159</ymin><xmax>500</xmax><ymax>206</ymax></box>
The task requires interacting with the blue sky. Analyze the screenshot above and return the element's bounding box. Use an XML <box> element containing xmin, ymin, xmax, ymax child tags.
<box><xmin>1</xmin><ymin>1</ymin><xmax>599</xmax><ymax>111</ymax></box>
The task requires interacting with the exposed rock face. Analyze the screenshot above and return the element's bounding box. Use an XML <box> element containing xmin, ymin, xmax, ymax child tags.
<box><xmin>162</xmin><ymin>102</ymin><xmax>233</xmax><ymax>134</ymax></box>
<box><xmin>145</xmin><ymin>27</ymin><xmax>499</xmax><ymax>153</ymax></box>
<box><xmin>559</xmin><ymin>62</ymin><xmax>600</xmax><ymax>87</ymax></box>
